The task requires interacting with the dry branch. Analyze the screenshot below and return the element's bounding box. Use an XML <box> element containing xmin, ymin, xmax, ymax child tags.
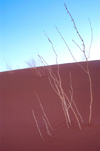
<box><xmin>38</xmin><ymin>33</ymin><xmax>83</xmax><ymax>130</ymax></box>
<box><xmin>56</xmin><ymin>3</ymin><xmax>93</xmax><ymax>125</ymax></box>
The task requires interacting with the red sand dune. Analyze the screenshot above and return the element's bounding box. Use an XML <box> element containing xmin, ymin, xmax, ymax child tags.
<box><xmin>0</xmin><ymin>60</ymin><xmax>100</xmax><ymax>151</ymax></box>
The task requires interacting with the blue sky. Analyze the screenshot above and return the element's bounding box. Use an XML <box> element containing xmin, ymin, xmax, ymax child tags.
<box><xmin>0</xmin><ymin>0</ymin><xmax>100</xmax><ymax>72</ymax></box>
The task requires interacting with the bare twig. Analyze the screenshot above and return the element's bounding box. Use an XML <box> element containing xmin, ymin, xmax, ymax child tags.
<box><xmin>62</xmin><ymin>3</ymin><xmax>93</xmax><ymax>125</ymax></box>
<box><xmin>64</xmin><ymin>3</ymin><xmax>85</xmax><ymax>52</ymax></box>
<box><xmin>38</xmin><ymin>33</ymin><xmax>83</xmax><ymax>130</ymax></box>
<box><xmin>55</xmin><ymin>26</ymin><xmax>87</xmax><ymax>73</ymax></box>
<box><xmin>69</xmin><ymin>72</ymin><xmax>84</xmax><ymax>124</ymax></box>
<box><xmin>34</xmin><ymin>91</ymin><xmax>53</xmax><ymax>130</ymax></box>
<box><xmin>43</xmin><ymin>117</ymin><xmax>53</xmax><ymax>137</ymax></box>
<box><xmin>88</xmin><ymin>18</ymin><xmax>93</xmax><ymax>59</ymax></box>
<box><xmin>32</xmin><ymin>110</ymin><xmax>44</xmax><ymax>140</ymax></box>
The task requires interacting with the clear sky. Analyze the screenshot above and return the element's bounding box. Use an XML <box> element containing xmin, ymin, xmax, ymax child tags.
<box><xmin>0</xmin><ymin>0</ymin><xmax>100</xmax><ymax>72</ymax></box>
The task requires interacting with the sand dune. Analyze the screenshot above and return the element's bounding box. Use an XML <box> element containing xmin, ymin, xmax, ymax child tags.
<box><xmin>0</xmin><ymin>60</ymin><xmax>100</xmax><ymax>151</ymax></box>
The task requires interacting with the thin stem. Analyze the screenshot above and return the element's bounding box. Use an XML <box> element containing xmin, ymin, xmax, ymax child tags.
<box><xmin>32</xmin><ymin>110</ymin><xmax>44</xmax><ymax>140</ymax></box>
<box><xmin>34</xmin><ymin>91</ymin><xmax>53</xmax><ymax>130</ymax></box>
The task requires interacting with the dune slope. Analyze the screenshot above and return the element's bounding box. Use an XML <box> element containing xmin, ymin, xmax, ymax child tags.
<box><xmin>0</xmin><ymin>60</ymin><xmax>100</xmax><ymax>151</ymax></box>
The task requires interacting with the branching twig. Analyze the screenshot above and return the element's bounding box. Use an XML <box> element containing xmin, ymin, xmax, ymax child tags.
<box><xmin>55</xmin><ymin>26</ymin><xmax>87</xmax><ymax>73</ymax></box>
<box><xmin>38</xmin><ymin>33</ymin><xmax>83</xmax><ymax>130</ymax></box>
<box><xmin>62</xmin><ymin>3</ymin><xmax>93</xmax><ymax>125</ymax></box>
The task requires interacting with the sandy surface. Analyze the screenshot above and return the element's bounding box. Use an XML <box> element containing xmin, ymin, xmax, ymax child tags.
<box><xmin>0</xmin><ymin>60</ymin><xmax>100</xmax><ymax>151</ymax></box>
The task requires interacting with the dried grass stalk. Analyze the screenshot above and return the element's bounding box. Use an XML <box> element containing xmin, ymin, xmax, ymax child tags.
<box><xmin>26</xmin><ymin>57</ymin><xmax>45</xmax><ymax>77</ymax></box>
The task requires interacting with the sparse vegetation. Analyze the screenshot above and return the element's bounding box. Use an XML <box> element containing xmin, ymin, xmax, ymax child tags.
<box><xmin>32</xmin><ymin>91</ymin><xmax>53</xmax><ymax>140</ymax></box>
<box><xmin>26</xmin><ymin>57</ymin><xmax>45</xmax><ymax>77</ymax></box>
<box><xmin>5</xmin><ymin>60</ymin><xmax>14</xmax><ymax>74</ymax></box>
<box><xmin>38</xmin><ymin>33</ymin><xmax>83</xmax><ymax>131</ymax></box>
<box><xmin>55</xmin><ymin>3</ymin><xmax>93</xmax><ymax>125</ymax></box>
<box><xmin>32</xmin><ymin>4</ymin><xmax>93</xmax><ymax>136</ymax></box>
